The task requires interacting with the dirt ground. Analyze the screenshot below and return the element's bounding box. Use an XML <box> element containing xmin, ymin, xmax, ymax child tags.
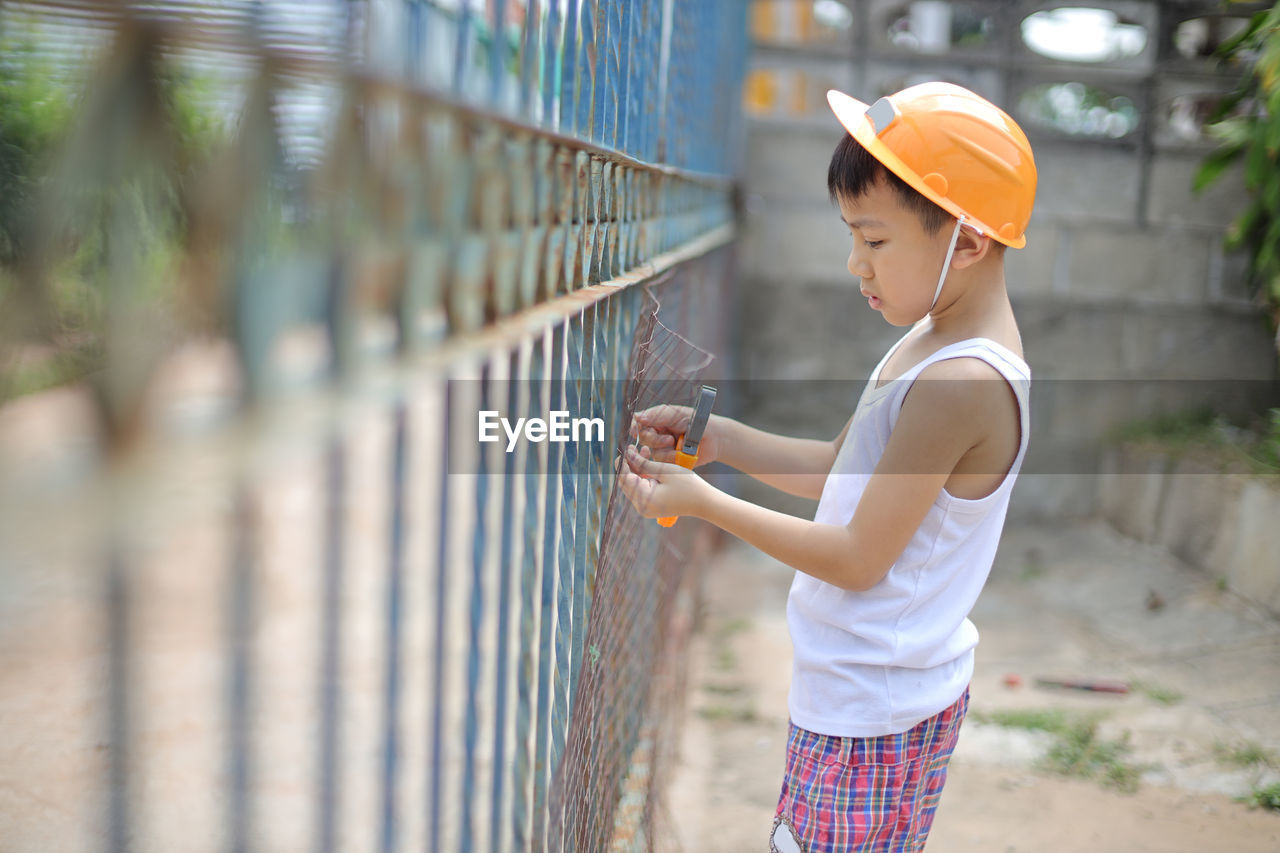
<box><xmin>663</xmin><ymin>518</ymin><xmax>1280</xmax><ymax>852</ymax></box>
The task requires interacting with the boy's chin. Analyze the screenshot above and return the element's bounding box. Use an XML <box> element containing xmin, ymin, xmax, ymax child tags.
<box><xmin>881</xmin><ymin>310</ymin><xmax>924</xmax><ymax>328</ymax></box>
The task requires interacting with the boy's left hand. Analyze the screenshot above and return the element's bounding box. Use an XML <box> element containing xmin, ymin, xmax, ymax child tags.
<box><xmin>616</xmin><ymin>444</ymin><xmax>711</xmax><ymax>520</ymax></box>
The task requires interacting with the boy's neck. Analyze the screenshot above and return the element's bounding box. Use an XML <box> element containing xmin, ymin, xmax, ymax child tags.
<box><xmin>924</xmin><ymin>260</ymin><xmax>1015</xmax><ymax>342</ymax></box>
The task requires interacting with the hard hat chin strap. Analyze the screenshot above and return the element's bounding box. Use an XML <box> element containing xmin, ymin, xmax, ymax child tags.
<box><xmin>930</xmin><ymin>215</ymin><xmax>967</xmax><ymax>311</ymax></box>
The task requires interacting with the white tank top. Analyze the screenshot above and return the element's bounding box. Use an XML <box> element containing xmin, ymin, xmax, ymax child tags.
<box><xmin>786</xmin><ymin>333</ymin><xmax>1031</xmax><ymax>737</ymax></box>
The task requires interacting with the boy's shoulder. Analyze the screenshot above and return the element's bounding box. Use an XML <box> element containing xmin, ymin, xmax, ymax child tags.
<box><xmin>896</xmin><ymin>338</ymin><xmax>1024</xmax><ymax>495</ymax></box>
<box><xmin>913</xmin><ymin>329</ymin><xmax>1026</xmax><ymax>397</ymax></box>
<box><xmin>916</xmin><ymin>353</ymin><xmax>1009</xmax><ymax>383</ymax></box>
<box><xmin>909</xmin><ymin>356</ymin><xmax>1016</xmax><ymax>426</ymax></box>
<box><xmin>887</xmin><ymin>318</ymin><xmax>1024</xmax><ymax>384</ymax></box>
<box><xmin>900</xmin><ymin>327</ymin><xmax>1025</xmax><ymax>430</ymax></box>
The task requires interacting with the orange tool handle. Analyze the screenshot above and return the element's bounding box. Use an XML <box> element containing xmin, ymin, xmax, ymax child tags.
<box><xmin>656</xmin><ymin>437</ymin><xmax>698</xmax><ymax>527</ymax></box>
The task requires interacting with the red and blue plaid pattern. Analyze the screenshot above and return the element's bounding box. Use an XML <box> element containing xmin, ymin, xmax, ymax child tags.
<box><xmin>773</xmin><ymin>688</ymin><xmax>969</xmax><ymax>852</ymax></box>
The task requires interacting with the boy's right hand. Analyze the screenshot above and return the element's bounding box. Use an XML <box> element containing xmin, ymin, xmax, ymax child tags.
<box><xmin>629</xmin><ymin>404</ymin><xmax>721</xmax><ymax>467</ymax></box>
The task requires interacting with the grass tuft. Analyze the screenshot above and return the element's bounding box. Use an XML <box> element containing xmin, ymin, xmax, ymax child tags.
<box><xmin>1044</xmin><ymin>722</ymin><xmax>1145</xmax><ymax>793</ymax></box>
<box><xmin>1245</xmin><ymin>782</ymin><xmax>1280</xmax><ymax>811</ymax></box>
<box><xmin>1214</xmin><ymin>740</ymin><xmax>1278</xmax><ymax>769</ymax></box>
<box><xmin>702</xmin><ymin>683</ymin><xmax>746</xmax><ymax>697</ymax></box>
<box><xmin>972</xmin><ymin>707</ymin><xmax>1150</xmax><ymax>793</ymax></box>
<box><xmin>1111</xmin><ymin>407</ymin><xmax>1280</xmax><ymax>477</ymax></box>
<box><xmin>1133</xmin><ymin>680</ymin><xmax>1183</xmax><ymax>706</ymax></box>
<box><xmin>697</xmin><ymin>703</ymin><xmax>758</xmax><ymax>724</ymax></box>
<box><xmin>712</xmin><ymin>647</ymin><xmax>736</xmax><ymax>672</ymax></box>
<box><xmin>971</xmin><ymin>708</ymin><xmax>1073</xmax><ymax>733</ymax></box>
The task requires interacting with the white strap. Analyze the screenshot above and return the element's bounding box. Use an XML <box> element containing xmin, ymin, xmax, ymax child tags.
<box><xmin>930</xmin><ymin>215</ymin><xmax>966</xmax><ymax>311</ymax></box>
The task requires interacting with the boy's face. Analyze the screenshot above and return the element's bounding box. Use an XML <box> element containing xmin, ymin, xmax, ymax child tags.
<box><xmin>836</xmin><ymin>178</ymin><xmax>952</xmax><ymax>327</ymax></box>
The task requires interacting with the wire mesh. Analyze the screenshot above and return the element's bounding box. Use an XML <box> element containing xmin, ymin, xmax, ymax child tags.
<box><xmin>548</xmin><ymin>277</ymin><xmax>721</xmax><ymax>851</ymax></box>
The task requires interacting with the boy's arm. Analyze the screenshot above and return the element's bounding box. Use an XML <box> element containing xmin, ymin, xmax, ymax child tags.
<box><xmin>621</xmin><ymin>359</ymin><xmax>997</xmax><ymax>590</ymax></box>
<box><xmin>713</xmin><ymin>415</ymin><xmax>850</xmax><ymax>500</ymax></box>
<box><xmin>633</xmin><ymin>410</ymin><xmax>852</xmax><ymax>501</ymax></box>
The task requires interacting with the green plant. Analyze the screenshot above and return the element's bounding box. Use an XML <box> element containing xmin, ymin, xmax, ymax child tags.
<box><xmin>702</xmin><ymin>683</ymin><xmax>746</xmax><ymax>697</ymax></box>
<box><xmin>0</xmin><ymin>22</ymin><xmax>230</xmax><ymax>400</ymax></box>
<box><xmin>1195</xmin><ymin>3</ymin><xmax>1280</xmax><ymax>340</ymax></box>
<box><xmin>1259</xmin><ymin>407</ymin><xmax>1280</xmax><ymax>469</ymax></box>
<box><xmin>1111</xmin><ymin>406</ymin><xmax>1280</xmax><ymax>476</ymax></box>
<box><xmin>1043</xmin><ymin>722</ymin><xmax>1145</xmax><ymax>792</ymax></box>
<box><xmin>1246</xmin><ymin>781</ymin><xmax>1280</xmax><ymax>810</ymax></box>
<box><xmin>971</xmin><ymin>708</ymin><xmax>1150</xmax><ymax>793</ymax></box>
<box><xmin>696</xmin><ymin>703</ymin><xmax>759</xmax><ymax>724</ymax></box>
<box><xmin>715</xmin><ymin>617</ymin><xmax>752</xmax><ymax>639</ymax></box>
<box><xmin>1133</xmin><ymin>680</ymin><xmax>1184</xmax><ymax>706</ymax></box>
<box><xmin>1214</xmin><ymin>739</ymin><xmax>1278</xmax><ymax>769</ymax></box>
<box><xmin>970</xmin><ymin>708</ymin><xmax>1074</xmax><ymax>733</ymax></box>
<box><xmin>0</xmin><ymin>31</ymin><xmax>74</xmax><ymax>266</ymax></box>
<box><xmin>712</xmin><ymin>646</ymin><xmax>737</xmax><ymax>672</ymax></box>
<box><xmin>1111</xmin><ymin>406</ymin><xmax>1220</xmax><ymax>446</ymax></box>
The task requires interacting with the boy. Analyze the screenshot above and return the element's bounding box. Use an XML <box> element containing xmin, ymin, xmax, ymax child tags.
<box><xmin>618</xmin><ymin>82</ymin><xmax>1035</xmax><ymax>851</ymax></box>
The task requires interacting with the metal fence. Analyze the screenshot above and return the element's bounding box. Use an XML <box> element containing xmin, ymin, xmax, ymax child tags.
<box><xmin>0</xmin><ymin>1</ymin><xmax>746</xmax><ymax>850</ymax></box>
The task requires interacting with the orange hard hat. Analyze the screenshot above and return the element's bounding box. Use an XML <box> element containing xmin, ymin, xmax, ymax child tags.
<box><xmin>826</xmin><ymin>83</ymin><xmax>1037</xmax><ymax>248</ymax></box>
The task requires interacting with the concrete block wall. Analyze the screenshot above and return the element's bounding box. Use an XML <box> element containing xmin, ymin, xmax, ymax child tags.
<box><xmin>737</xmin><ymin>0</ymin><xmax>1279</xmax><ymax>520</ymax></box>
<box><xmin>1097</xmin><ymin>447</ymin><xmax>1280</xmax><ymax>616</ymax></box>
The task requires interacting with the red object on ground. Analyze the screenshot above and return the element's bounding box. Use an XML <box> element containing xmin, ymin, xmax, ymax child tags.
<box><xmin>1002</xmin><ymin>673</ymin><xmax>1023</xmax><ymax>688</ymax></box>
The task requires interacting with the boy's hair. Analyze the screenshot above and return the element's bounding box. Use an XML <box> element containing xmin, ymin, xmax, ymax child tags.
<box><xmin>827</xmin><ymin>133</ymin><xmax>950</xmax><ymax>235</ymax></box>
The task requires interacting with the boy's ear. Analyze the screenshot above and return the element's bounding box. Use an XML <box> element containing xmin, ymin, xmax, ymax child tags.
<box><xmin>949</xmin><ymin>227</ymin><xmax>995</xmax><ymax>269</ymax></box>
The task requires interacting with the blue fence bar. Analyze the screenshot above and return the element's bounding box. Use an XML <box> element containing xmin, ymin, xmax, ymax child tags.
<box><xmin>427</xmin><ymin>384</ymin><xmax>452</xmax><ymax>853</ymax></box>
<box><xmin>380</xmin><ymin>405</ymin><xmax>409</xmax><ymax>853</ymax></box>
<box><xmin>317</xmin><ymin>439</ymin><xmax>345</xmax><ymax>853</ymax></box>
<box><xmin>577</xmin><ymin>1</ymin><xmax>598</xmax><ymax>140</ymax></box>
<box><xmin>555</xmin><ymin>0</ymin><xmax>578</xmax><ymax>135</ymax></box>
<box><xmin>547</xmin><ymin>317</ymin><xmax>575</xmax><ymax>852</ymax></box>
<box><xmin>105</xmin><ymin>547</ymin><xmax>131</xmax><ymax>853</ymax></box>
<box><xmin>513</xmin><ymin>334</ymin><xmax>546</xmax><ymax>851</ymax></box>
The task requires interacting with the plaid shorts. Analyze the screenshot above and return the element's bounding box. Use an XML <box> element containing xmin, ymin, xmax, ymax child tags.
<box><xmin>771</xmin><ymin>688</ymin><xmax>969</xmax><ymax>853</ymax></box>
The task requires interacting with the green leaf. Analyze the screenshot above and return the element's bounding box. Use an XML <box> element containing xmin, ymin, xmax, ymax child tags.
<box><xmin>1258</xmin><ymin>239</ymin><xmax>1276</xmax><ymax>278</ymax></box>
<box><xmin>1227</xmin><ymin>200</ymin><xmax>1266</xmax><ymax>250</ymax></box>
<box><xmin>1206</xmin><ymin>85</ymin><xmax>1250</xmax><ymax>126</ymax></box>
<box><xmin>1216</xmin><ymin>9</ymin><xmax>1270</xmax><ymax>58</ymax></box>
<box><xmin>1194</xmin><ymin>147</ymin><xmax>1243</xmax><ymax>192</ymax></box>
<box><xmin>1257</xmin><ymin>218</ymin><xmax>1280</xmax><ymax>275</ymax></box>
<box><xmin>1245</xmin><ymin>123</ymin><xmax>1271</xmax><ymax>190</ymax></box>
<box><xmin>1207</xmin><ymin>116</ymin><xmax>1253</xmax><ymax>147</ymax></box>
<box><xmin>1242</xmin><ymin>197</ymin><xmax>1266</xmax><ymax>229</ymax></box>
<box><xmin>1261</xmin><ymin>43</ymin><xmax>1280</xmax><ymax>91</ymax></box>
<box><xmin>1266</xmin><ymin>174</ymin><xmax>1280</xmax><ymax>209</ymax></box>
<box><xmin>1269</xmin><ymin>97</ymin><xmax>1280</xmax><ymax>152</ymax></box>
<box><xmin>1265</xmin><ymin>217</ymin><xmax>1280</xmax><ymax>250</ymax></box>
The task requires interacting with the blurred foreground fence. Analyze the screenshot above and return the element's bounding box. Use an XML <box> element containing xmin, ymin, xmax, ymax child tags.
<box><xmin>0</xmin><ymin>2</ymin><xmax>746</xmax><ymax>850</ymax></box>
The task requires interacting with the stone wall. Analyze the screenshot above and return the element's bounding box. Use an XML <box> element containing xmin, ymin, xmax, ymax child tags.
<box><xmin>1098</xmin><ymin>446</ymin><xmax>1280</xmax><ymax>616</ymax></box>
<box><xmin>735</xmin><ymin>0</ymin><xmax>1279</xmax><ymax>520</ymax></box>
